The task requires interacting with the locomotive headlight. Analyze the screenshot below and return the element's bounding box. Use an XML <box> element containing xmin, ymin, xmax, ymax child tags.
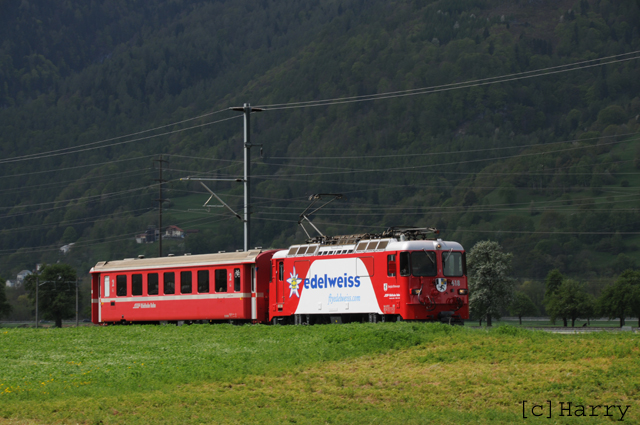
<box><xmin>458</xmin><ymin>289</ymin><xmax>468</xmax><ymax>295</ymax></box>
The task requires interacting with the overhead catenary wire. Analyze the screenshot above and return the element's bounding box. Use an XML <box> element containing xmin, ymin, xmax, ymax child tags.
<box><xmin>267</xmin><ymin>129</ymin><xmax>640</xmax><ymax>160</ymax></box>
<box><xmin>0</xmin><ymin>207</ymin><xmax>154</xmax><ymax>234</ymax></box>
<box><xmin>251</xmin><ymin>135</ymin><xmax>640</xmax><ymax>179</ymax></box>
<box><xmin>0</xmin><ymin>114</ymin><xmax>241</xmax><ymax>165</ymax></box>
<box><xmin>0</xmin><ymin>154</ymin><xmax>158</xmax><ymax>179</ymax></box>
<box><xmin>256</xmin><ymin>51</ymin><xmax>640</xmax><ymax>111</ymax></box>
<box><xmin>0</xmin><ymin>108</ymin><xmax>231</xmax><ymax>164</ymax></box>
<box><xmin>0</xmin><ymin>168</ymin><xmax>153</xmax><ymax>195</ymax></box>
<box><xmin>0</xmin><ymin>180</ymin><xmax>177</xmax><ymax>217</ymax></box>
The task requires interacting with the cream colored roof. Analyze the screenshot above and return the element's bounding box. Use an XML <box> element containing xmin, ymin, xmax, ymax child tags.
<box><xmin>91</xmin><ymin>249</ymin><xmax>268</xmax><ymax>273</ymax></box>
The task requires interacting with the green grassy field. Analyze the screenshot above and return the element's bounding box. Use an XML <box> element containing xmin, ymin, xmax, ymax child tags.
<box><xmin>1</xmin><ymin>323</ymin><xmax>638</xmax><ymax>424</ymax></box>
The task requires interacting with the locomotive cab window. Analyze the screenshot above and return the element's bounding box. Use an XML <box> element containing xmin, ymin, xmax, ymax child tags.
<box><xmin>197</xmin><ymin>270</ymin><xmax>209</xmax><ymax>293</ymax></box>
<box><xmin>234</xmin><ymin>268</ymin><xmax>241</xmax><ymax>292</ymax></box>
<box><xmin>411</xmin><ymin>251</ymin><xmax>437</xmax><ymax>277</ymax></box>
<box><xmin>399</xmin><ymin>252</ymin><xmax>410</xmax><ymax>277</ymax></box>
<box><xmin>443</xmin><ymin>251</ymin><xmax>465</xmax><ymax>277</ymax></box>
<box><xmin>132</xmin><ymin>274</ymin><xmax>143</xmax><ymax>296</ymax></box>
<box><xmin>215</xmin><ymin>269</ymin><xmax>227</xmax><ymax>292</ymax></box>
<box><xmin>116</xmin><ymin>275</ymin><xmax>127</xmax><ymax>296</ymax></box>
<box><xmin>164</xmin><ymin>272</ymin><xmax>175</xmax><ymax>295</ymax></box>
<box><xmin>148</xmin><ymin>273</ymin><xmax>159</xmax><ymax>295</ymax></box>
<box><xmin>278</xmin><ymin>261</ymin><xmax>284</xmax><ymax>281</ymax></box>
<box><xmin>180</xmin><ymin>271</ymin><xmax>192</xmax><ymax>294</ymax></box>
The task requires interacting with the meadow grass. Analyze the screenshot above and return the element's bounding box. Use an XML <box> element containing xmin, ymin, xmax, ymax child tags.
<box><xmin>1</xmin><ymin>323</ymin><xmax>638</xmax><ymax>424</ymax></box>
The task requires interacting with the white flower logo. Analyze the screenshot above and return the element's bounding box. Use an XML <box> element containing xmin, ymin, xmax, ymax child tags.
<box><xmin>287</xmin><ymin>267</ymin><xmax>301</xmax><ymax>298</ymax></box>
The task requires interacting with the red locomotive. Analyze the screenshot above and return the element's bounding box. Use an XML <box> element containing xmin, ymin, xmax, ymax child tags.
<box><xmin>90</xmin><ymin>228</ymin><xmax>468</xmax><ymax>325</ymax></box>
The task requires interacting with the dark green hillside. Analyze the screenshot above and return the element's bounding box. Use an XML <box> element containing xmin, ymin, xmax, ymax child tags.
<box><xmin>1</xmin><ymin>0</ymin><xmax>640</xmax><ymax>290</ymax></box>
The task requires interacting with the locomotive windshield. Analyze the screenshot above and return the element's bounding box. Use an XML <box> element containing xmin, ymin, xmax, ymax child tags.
<box><xmin>443</xmin><ymin>251</ymin><xmax>465</xmax><ymax>277</ymax></box>
<box><xmin>410</xmin><ymin>251</ymin><xmax>437</xmax><ymax>277</ymax></box>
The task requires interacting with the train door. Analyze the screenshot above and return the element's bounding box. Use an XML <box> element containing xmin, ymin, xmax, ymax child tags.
<box><xmin>101</xmin><ymin>275</ymin><xmax>111</xmax><ymax>322</ymax></box>
<box><xmin>276</xmin><ymin>260</ymin><xmax>285</xmax><ymax>304</ymax></box>
<box><xmin>386</xmin><ymin>253</ymin><xmax>398</xmax><ymax>287</ymax></box>
<box><xmin>96</xmin><ymin>274</ymin><xmax>102</xmax><ymax>323</ymax></box>
<box><xmin>251</xmin><ymin>265</ymin><xmax>257</xmax><ymax>321</ymax></box>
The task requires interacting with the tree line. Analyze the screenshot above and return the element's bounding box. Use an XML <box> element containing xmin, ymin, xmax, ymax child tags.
<box><xmin>468</xmin><ymin>240</ymin><xmax>640</xmax><ymax>327</ymax></box>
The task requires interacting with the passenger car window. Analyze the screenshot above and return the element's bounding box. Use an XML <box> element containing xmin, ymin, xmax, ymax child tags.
<box><xmin>116</xmin><ymin>275</ymin><xmax>127</xmax><ymax>296</ymax></box>
<box><xmin>148</xmin><ymin>273</ymin><xmax>159</xmax><ymax>295</ymax></box>
<box><xmin>197</xmin><ymin>270</ymin><xmax>209</xmax><ymax>293</ymax></box>
<box><xmin>132</xmin><ymin>274</ymin><xmax>142</xmax><ymax>296</ymax></box>
<box><xmin>215</xmin><ymin>269</ymin><xmax>227</xmax><ymax>292</ymax></box>
<box><xmin>234</xmin><ymin>268</ymin><xmax>241</xmax><ymax>292</ymax></box>
<box><xmin>164</xmin><ymin>272</ymin><xmax>175</xmax><ymax>295</ymax></box>
<box><xmin>181</xmin><ymin>271</ymin><xmax>192</xmax><ymax>294</ymax></box>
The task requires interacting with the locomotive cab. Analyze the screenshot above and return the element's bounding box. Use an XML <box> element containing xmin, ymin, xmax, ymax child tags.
<box><xmin>395</xmin><ymin>241</ymin><xmax>468</xmax><ymax>323</ymax></box>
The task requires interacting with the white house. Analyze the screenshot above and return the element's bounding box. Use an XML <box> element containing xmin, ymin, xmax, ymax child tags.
<box><xmin>60</xmin><ymin>243</ymin><xmax>75</xmax><ymax>254</ymax></box>
<box><xmin>165</xmin><ymin>225</ymin><xmax>185</xmax><ymax>239</ymax></box>
<box><xmin>17</xmin><ymin>270</ymin><xmax>32</xmax><ymax>285</ymax></box>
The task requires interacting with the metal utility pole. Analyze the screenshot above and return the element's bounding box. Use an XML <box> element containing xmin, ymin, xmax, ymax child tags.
<box><xmin>154</xmin><ymin>156</ymin><xmax>168</xmax><ymax>257</ymax></box>
<box><xmin>75</xmin><ymin>278</ymin><xmax>79</xmax><ymax>327</ymax></box>
<box><xmin>35</xmin><ymin>271</ymin><xmax>39</xmax><ymax>329</ymax></box>
<box><xmin>230</xmin><ymin>103</ymin><xmax>263</xmax><ymax>251</ymax></box>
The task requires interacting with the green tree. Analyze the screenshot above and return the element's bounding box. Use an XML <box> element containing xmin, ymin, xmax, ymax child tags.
<box><xmin>24</xmin><ymin>264</ymin><xmax>77</xmax><ymax>328</ymax></box>
<box><xmin>580</xmin><ymin>293</ymin><xmax>598</xmax><ymax>326</ymax></box>
<box><xmin>544</xmin><ymin>269</ymin><xmax>567</xmax><ymax>326</ymax></box>
<box><xmin>629</xmin><ymin>285</ymin><xmax>640</xmax><ymax>328</ymax></box>
<box><xmin>546</xmin><ymin>279</ymin><xmax>591</xmax><ymax>327</ymax></box>
<box><xmin>510</xmin><ymin>292</ymin><xmax>538</xmax><ymax>325</ymax></box>
<box><xmin>0</xmin><ymin>278</ymin><xmax>12</xmax><ymax>319</ymax></box>
<box><xmin>467</xmin><ymin>240</ymin><xmax>515</xmax><ymax>326</ymax></box>
<box><xmin>599</xmin><ymin>269</ymin><xmax>640</xmax><ymax>327</ymax></box>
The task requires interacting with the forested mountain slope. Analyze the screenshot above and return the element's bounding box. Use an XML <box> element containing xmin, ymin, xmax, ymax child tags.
<box><xmin>1</xmin><ymin>0</ymin><xmax>640</xmax><ymax>285</ymax></box>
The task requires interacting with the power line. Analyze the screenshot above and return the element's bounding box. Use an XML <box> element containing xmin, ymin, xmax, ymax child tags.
<box><xmin>252</xmin><ymin>135</ymin><xmax>640</xmax><ymax>178</ymax></box>
<box><xmin>267</xmin><ymin>130</ymin><xmax>639</xmax><ymax>160</ymax></box>
<box><xmin>0</xmin><ymin>108</ymin><xmax>230</xmax><ymax>164</ymax></box>
<box><xmin>0</xmin><ymin>181</ymin><xmax>167</xmax><ymax>212</ymax></box>
<box><xmin>0</xmin><ymin>115</ymin><xmax>241</xmax><ymax>165</ymax></box>
<box><xmin>0</xmin><ymin>207</ymin><xmax>154</xmax><ymax>234</ymax></box>
<box><xmin>0</xmin><ymin>154</ymin><xmax>156</xmax><ymax>179</ymax></box>
<box><xmin>0</xmin><ymin>168</ymin><xmax>152</xmax><ymax>195</ymax></box>
<box><xmin>256</xmin><ymin>52</ymin><xmax>640</xmax><ymax>111</ymax></box>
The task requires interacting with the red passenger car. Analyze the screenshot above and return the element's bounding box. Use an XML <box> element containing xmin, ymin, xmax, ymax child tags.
<box><xmin>90</xmin><ymin>250</ymin><xmax>276</xmax><ymax>324</ymax></box>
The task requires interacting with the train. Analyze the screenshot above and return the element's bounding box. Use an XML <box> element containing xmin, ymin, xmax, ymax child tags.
<box><xmin>90</xmin><ymin>227</ymin><xmax>468</xmax><ymax>325</ymax></box>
